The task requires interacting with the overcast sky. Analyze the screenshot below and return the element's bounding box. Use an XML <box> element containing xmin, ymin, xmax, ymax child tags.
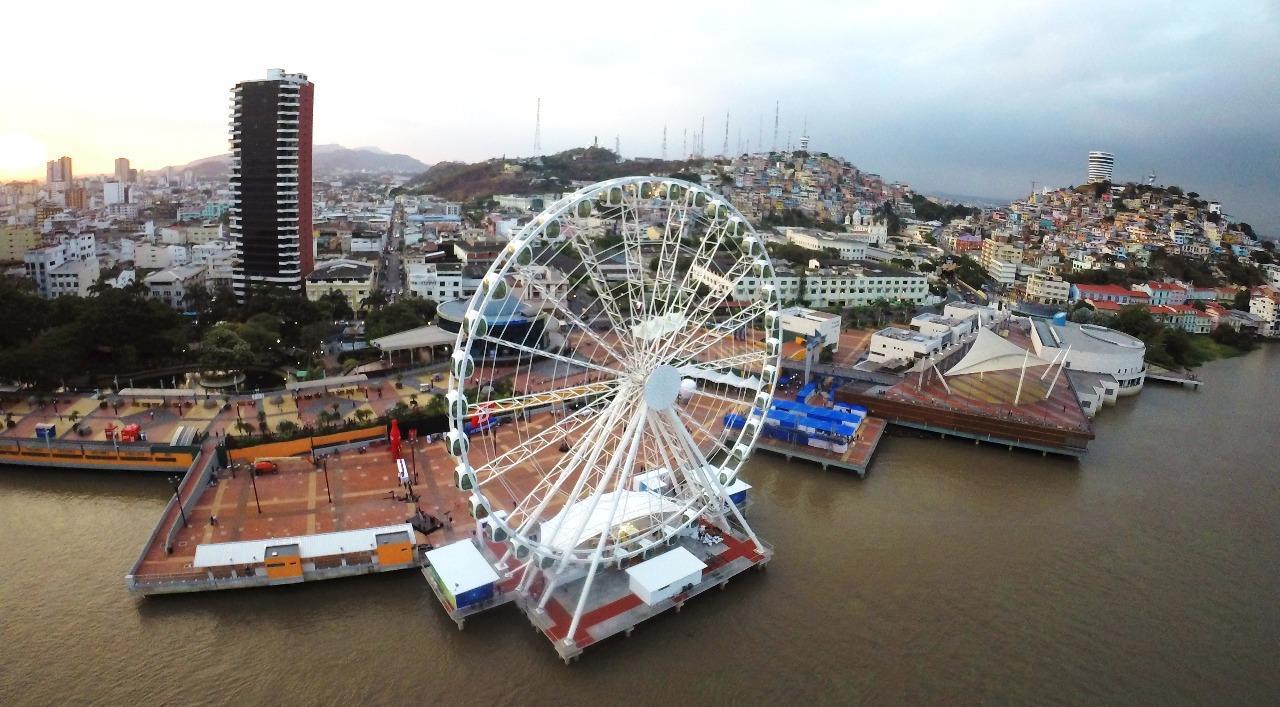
<box><xmin>2</xmin><ymin>0</ymin><xmax>1276</xmax><ymax>233</ymax></box>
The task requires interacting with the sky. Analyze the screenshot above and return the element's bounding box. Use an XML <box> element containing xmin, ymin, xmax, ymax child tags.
<box><xmin>2</xmin><ymin>0</ymin><xmax>1277</xmax><ymax>233</ymax></box>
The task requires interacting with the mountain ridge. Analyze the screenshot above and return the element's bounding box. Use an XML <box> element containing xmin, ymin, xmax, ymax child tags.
<box><xmin>161</xmin><ymin>145</ymin><xmax>429</xmax><ymax>178</ymax></box>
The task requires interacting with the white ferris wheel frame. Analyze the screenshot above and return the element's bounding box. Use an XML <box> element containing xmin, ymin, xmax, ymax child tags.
<box><xmin>444</xmin><ymin>176</ymin><xmax>782</xmax><ymax>573</ymax></box>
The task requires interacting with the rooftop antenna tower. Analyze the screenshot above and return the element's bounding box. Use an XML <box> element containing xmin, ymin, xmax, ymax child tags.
<box><xmin>772</xmin><ymin>100</ymin><xmax>780</xmax><ymax>152</ymax></box>
<box><xmin>722</xmin><ymin>111</ymin><xmax>730</xmax><ymax>157</ymax></box>
<box><xmin>700</xmin><ymin>116</ymin><xmax>706</xmax><ymax>157</ymax></box>
<box><xmin>533</xmin><ymin>97</ymin><xmax>542</xmax><ymax>153</ymax></box>
<box><xmin>682</xmin><ymin>128</ymin><xmax>687</xmax><ymax>158</ymax></box>
<box><xmin>661</xmin><ymin>125</ymin><xmax>667</xmax><ymax>160</ymax></box>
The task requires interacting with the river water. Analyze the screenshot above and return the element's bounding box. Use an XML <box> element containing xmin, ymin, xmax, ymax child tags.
<box><xmin>2</xmin><ymin>347</ymin><xmax>1278</xmax><ymax>704</ymax></box>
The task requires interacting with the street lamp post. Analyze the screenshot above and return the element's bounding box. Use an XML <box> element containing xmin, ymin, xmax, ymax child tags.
<box><xmin>409</xmin><ymin>431</ymin><xmax>418</xmax><ymax>484</ymax></box>
<box><xmin>249</xmin><ymin>464</ymin><xmax>263</xmax><ymax>514</ymax></box>
<box><xmin>168</xmin><ymin>475</ymin><xmax>189</xmax><ymax>528</ymax></box>
<box><xmin>322</xmin><ymin>456</ymin><xmax>332</xmax><ymax>504</ymax></box>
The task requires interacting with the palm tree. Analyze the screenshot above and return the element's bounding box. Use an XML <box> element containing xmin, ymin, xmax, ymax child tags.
<box><xmin>234</xmin><ymin>420</ymin><xmax>253</xmax><ymax>436</ymax></box>
<box><xmin>353</xmin><ymin>408</ymin><xmax>373</xmax><ymax>425</ymax></box>
<box><xmin>276</xmin><ymin>420</ymin><xmax>300</xmax><ymax>437</ymax></box>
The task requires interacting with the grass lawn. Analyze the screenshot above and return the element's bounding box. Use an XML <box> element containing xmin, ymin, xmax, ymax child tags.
<box><xmin>1186</xmin><ymin>335</ymin><xmax>1248</xmax><ymax>366</ymax></box>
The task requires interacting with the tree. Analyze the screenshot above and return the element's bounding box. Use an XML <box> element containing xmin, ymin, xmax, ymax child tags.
<box><xmin>276</xmin><ymin>420</ymin><xmax>300</xmax><ymax>437</ymax></box>
<box><xmin>364</xmin><ymin>299</ymin><xmax>438</xmax><ymax>340</ymax></box>
<box><xmin>315</xmin><ymin>290</ymin><xmax>355</xmax><ymax>322</ymax></box>
<box><xmin>353</xmin><ymin>408</ymin><xmax>373</xmax><ymax>425</ymax></box>
<box><xmin>199</xmin><ymin>326</ymin><xmax>253</xmax><ymax>371</ymax></box>
<box><xmin>1233</xmin><ymin>290</ymin><xmax>1251</xmax><ymax>310</ymax></box>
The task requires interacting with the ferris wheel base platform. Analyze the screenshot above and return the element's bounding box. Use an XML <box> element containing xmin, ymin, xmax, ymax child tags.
<box><xmin>518</xmin><ymin>528</ymin><xmax>773</xmax><ymax>664</ymax></box>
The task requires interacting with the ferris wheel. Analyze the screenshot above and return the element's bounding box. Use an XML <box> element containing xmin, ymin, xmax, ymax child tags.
<box><xmin>445</xmin><ymin>176</ymin><xmax>781</xmax><ymax>637</ymax></box>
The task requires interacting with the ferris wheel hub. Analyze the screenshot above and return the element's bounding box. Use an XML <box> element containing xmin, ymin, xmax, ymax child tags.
<box><xmin>643</xmin><ymin>364</ymin><xmax>682</xmax><ymax>411</ymax></box>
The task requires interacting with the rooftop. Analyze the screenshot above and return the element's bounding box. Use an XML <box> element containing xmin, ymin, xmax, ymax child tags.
<box><xmin>308</xmin><ymin>259</ymin><xmax>374</xmax><ymax>281</ymax></box>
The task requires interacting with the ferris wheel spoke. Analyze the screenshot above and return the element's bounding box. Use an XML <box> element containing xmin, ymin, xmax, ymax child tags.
<box><xmin>682</xmin><ymin>349</ymin><xmax>770</xmax><ymax>373</ymax></box>
<box><xmin>673</xmin><ymin>405</ymin><xmax>736</xmax><ymax>457</ymax></box>
<box><xmin>474</xmin><ymin>334</ymin><xmax>623</xmax><ymax>378</ymax></box>
<box><xmin>474</xmin><ymin>404</ymin><xmax>602</xmax><ymax>484</ymax></box>
<box><xmin>617</xmin><ymin>194</ymin><xmax>650</xmax><ymax>323</ymax></box>
<box><xmin>667</xmin><ymin>299</ymin><xmax>771</xmax><ymax>367</ymax></box>
<box><xmin>666</xmin><ymin>249</ymin><xmax>755</xmax><ymax>344</ymax></box>
<box><xmin>543</xmin><ymin>395</ymin><xmax>645</xmax><ymax>561</ymax></box>
<box><xmin>532</xmin><ymin>285</ymin><xmax>630</xmax><ymax>365</ymax></box>
<box><xmin>509</xmin><ymin>386</ymin><xmax>638</xmax><ymax>542</ymax></box>
<box><xmin>662</xmin><ymin>210</ymin><xmax>734</xmax><ymax>320</ymax></box>
<box><xmin>645</xmin><ymin>193</ymin><xmax>684</xmax><ymax>320</ymax></box>
<box><xmin>469</xmin><ymin>379</ymin><xmax>621</xmax><ymax>416</ymax></box>
<box><xmin>565</xmin><ymin>233</ymin><xmax>630</xmax><ymax>338</ymax></box>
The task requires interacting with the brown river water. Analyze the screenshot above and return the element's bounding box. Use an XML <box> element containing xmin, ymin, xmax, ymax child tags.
<box><xmin>1</xmin><ymin>347</ymin><xmax>1278</xmax><ymax>704</ymax></box>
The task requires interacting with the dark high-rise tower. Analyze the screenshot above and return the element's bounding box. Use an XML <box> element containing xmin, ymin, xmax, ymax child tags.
<box><xmin>230</xmin><ymin>68</ymin><xmax>314</xmax><ymax>300</ymax></box>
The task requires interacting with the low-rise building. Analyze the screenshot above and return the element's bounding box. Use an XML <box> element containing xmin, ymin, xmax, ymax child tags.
<box><xmin>1029</xmin><ymin>317</ymin><xmax>1146</xmax><ymax>397</ymax></box>
<box><xmin>144</xmin><ymin>265</ymin><xmax>206</xmax><ymax>310</ymax></box>
<box><xmin>23</xmin><ymin>232</ymin><xmax>98</xmax><ymax>298</ymax></box>
<box><xmin>0</xmin><ymin>225</ymin><xmax>42</xmax><ymax>263</ymax></box>
<box><xmin>407</xmin><ymin>262</ymin><xmax>484</xmax><ymax>302</ymax></box>
<box><xmin>1134</xmin><ymin>281</ymin><xmax>1188</xmax><ymax>306</ymax></box>
<box><xmin>784</xmin><ymin>228</ymin><xmax>867</xmax><ymax>260</ymax></box>
<box><xmin>305</xmin><ymin>258</ymin><xmax>377</xmax><ymax>311</ymax></box>
<box><xmin>1249</xmin><ymin>286</ymin><xmax>1280</xmax><ymax>337</ymax></box>
<box><xmin>778</xmin><ymin>306</ymin><xmax>842</xmax><ymax>349</ymax></box>
<box><xmin>910</xmin><ymin>313</ymin><xmax>973</xmax><ymax>347</ymax></box>
<box><xmin>867</xmin><ymin>326</ymin><xmax>944</xmax><ymax>365</ymax></box>
<box><xmin>1025</xmin><ymin>272</ymin><xmax>1070</xmax><ymax>305</ymax></box>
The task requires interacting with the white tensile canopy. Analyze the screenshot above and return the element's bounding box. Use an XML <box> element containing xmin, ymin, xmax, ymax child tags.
<box><xmin>677</xmin><ymin>364</ymin><xmax>762</xmax><ymax>389</ymax></box>
<box><xmin>946</xmin><ymin>329</ymin><xmax>1052</xmax><ymax>377</ymax></box>
<box><xmin>538</xmin><ymin>490</ymin><xmax>687</xmax><ymax>554</ymax></box>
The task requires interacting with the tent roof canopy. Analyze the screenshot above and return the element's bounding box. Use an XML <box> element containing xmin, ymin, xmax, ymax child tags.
<box><xmin>372</xmin><ymin>325</ymin><xmax>456</xmax><ymax>352</ymax></box>
<box><xmin>538</xmin><ymin>490</ymin><xmax>688</xmax><ymax>554</ymax></box>
<box><xmin>945</xmin><ymin>329</ymin><xmax>1052</xmax><ymax>377</ymax></box>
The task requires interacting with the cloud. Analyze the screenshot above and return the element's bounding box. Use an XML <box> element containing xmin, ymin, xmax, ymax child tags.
<box><xmin>4</xmin><ymin>0</ymin><xmax>1277</xmax><ymax>232</ymax></box>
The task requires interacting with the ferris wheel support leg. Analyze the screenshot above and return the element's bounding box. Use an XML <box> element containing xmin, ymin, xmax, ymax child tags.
<box><xmin>564</xmin><ymin>402</ymin><xmax>649</xmax><ymax>642</ymax></box>
<box><xmin>664</xmin><ymin>408</ymin><xmax>767</xmax><ymax>556</ymax></box>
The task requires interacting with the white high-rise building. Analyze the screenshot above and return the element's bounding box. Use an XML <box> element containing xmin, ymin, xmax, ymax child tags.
<box><xmin>1087</xmin><ymin>151</ymin><xmax>1115</xmax><ymax>184</ymax></box>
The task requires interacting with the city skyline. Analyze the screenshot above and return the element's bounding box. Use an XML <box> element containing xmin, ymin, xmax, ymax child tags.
<box><xmin>1</xmin><ymin>0</ymin><xmax>1277</xmax><ymax>232</ymax></box>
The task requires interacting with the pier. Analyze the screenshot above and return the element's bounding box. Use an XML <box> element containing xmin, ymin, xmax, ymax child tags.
<box><xmin>1144</xmin><ymin>366</ymin><xmax>1203</xmax><ymax>389</ymax></box>
<box><xmin>757</xmin><ymin>416</ymin><xmax>887</xmax><ymax>476</ymax></box>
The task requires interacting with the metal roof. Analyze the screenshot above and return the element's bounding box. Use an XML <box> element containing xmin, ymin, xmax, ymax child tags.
<box><xmin>285</xmin><ymin>374</ymin><xmax>368</xmax><ymax>391</ymax></box>
<box><xmin>625</xmin><ymin>546</ymin><xmax>706</xmax><ymax>592</ymax></box>
<box><xmin>192</xmin><ymin>523</ymin><xmax>414</xmax><ymax>567</ymax></box>
<box><xmin>371</xmin><ymin>324</ymin><xmax>456</xmax><ymax>352</ymax></box>
<box><xmin>424</xmin><ymin>539</ymin><xmax>500</xmax><ymax>593</ymax></box>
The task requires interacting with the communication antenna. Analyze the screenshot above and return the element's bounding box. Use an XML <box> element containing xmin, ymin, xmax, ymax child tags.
<box><xmin>723</xmin><ymin>111</ymin><xmax>730</xmax><ymax>157</ymax></box>
<box><xmin>661</xmin><ymin>125</ymin><xmax>667</xmax><ymax>161</ymax></box>
<box><xmin>700</xmin><ymin>116</ymin><xmax>705</xmax><ymax>157</ymax></box>
<box><xmin>682</xmin><ymin>128</ymin><xmax>687</xmax><ymax>158</ymax></box>
<box><xmin>772</xmin><ymin>100</ymin><xmax>780</xmax><ymax>152</ymax></box>
<box><xmin>534</xmin><ymin>97</ymin><xmax>541</xmax><ymax>153</ymax></box>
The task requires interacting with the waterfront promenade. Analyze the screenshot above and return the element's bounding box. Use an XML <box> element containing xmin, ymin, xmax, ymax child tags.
<box><xmin>0</xmin><ymin>368</ymin><xmax>447</xmax><ymax>458</ymax></box>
